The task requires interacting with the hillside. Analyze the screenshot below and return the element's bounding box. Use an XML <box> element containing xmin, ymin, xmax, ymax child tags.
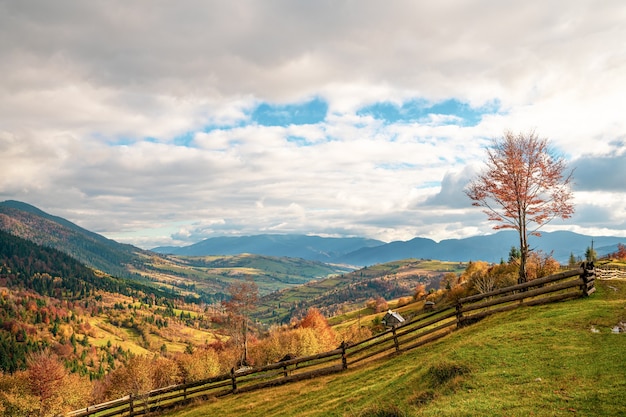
<box><xmin>0</xmin><ymin>201</ymin><xmax>350</xmax><ymax>302</ymax></box>
<box><xmin>0</xmin><ymin>200</ymin><xmax>145</xmax><ymax>279</ymax></box>
<box><xmin>253</xmin><ymin>259</ymin><xmax>465</xmax><ymax>324</ymax></box>
<box><xmin>165</xmin><ymin>279</ymin><xmax>626</xmax><ymax>417</ymax></box>
<box><xmin>0</xmin><ymin>229</ymin><xmax>173</xmax><ymax>301</ymax></box>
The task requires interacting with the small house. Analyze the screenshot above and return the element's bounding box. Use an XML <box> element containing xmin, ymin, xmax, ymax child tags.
<box><xmin>382</xmin><ymin>310</ymin><xmax>405</xmax><ymax>328</ymax></box>
<box><xmin>424</xmin><ymin>301</ymin><xmax>435</xmax><ymax>311</ymax></box>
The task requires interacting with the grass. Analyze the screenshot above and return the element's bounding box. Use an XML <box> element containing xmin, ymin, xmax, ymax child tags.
<box><xmin>163</xmin><ymin>279</ymin><xmax>626</xmax><ymax>417</ymax></box>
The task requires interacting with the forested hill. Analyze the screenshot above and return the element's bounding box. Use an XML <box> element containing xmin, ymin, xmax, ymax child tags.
<box><xmin>0</xmin><ymin>229</ymin><xmax>172</xmax><ymax>301</ymax></box>
<box><xmin>0</xmin><ymin>200</ymin><xmax>144</xmax><ymax>279</ymax></box>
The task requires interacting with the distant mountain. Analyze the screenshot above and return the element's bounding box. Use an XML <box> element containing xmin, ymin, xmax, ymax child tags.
<box><xmin>155</xmin><ymin>230</ymin><xmax>626</xmax><ymax>266</ymax></box>
<box><xmin>152</xmin><ymin>234</ymin><xmax>385</xmax><ymax>262</ymax></box>
<box><xmin>338</xmin><ymin>230</ymin><xmax>626</xmax><ymax>265</ymax></box>
<box><xmin>0</xmin><ymin>200</ymin><xmax>145</xmax><ymax>279</ymax></box>
<box><xmin>4</xmin><ymin>200</ymin><xmax>624</xmax><ymax>271</ymax></box>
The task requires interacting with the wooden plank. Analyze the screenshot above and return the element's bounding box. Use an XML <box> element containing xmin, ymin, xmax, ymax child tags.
<box><xmin>346</xmin><ymin>308</ymin><xmax>454</xmax><ymax>349</ymax></box>
<box><xmin>234</xmin><ymin>364</ymin><xmax>344</xmax><ymax>394</ymax></box>
<box><xmin>67</xmin><ymin>396</ymin><xmax>132</xmax><ymax>417</ymax></box>
<box><xmin>347</xmin><ymin>339</ymin><xmax>398</xmax><ymax>365</ymax></box>
<box><xmin>234</xmin><ymin>348</ymin><xmax>342</xmax><ymax>378</ymax></box>
<box><xmin>461</xmin><ymin>291</ymin><xmax>580</xmax><ymax>323</ymax></box>
<box><xmin>395</xmin><ymin>310</ymin><xmax>457</xmax><ymax>338</ymax></box>
<box><xmin>398</xmin><ymin>327</ymin><xmax>455</xmax><ymax>353</ymax></box>
<box><xmin>460</xmin><ymin>278</ymin><xmax>582</xmax><ymax>313</ymax></box>
<box><xmin>397</xmin><ymin>319</ymin><xmax>457</xmax><ymax>347</ymax></box>
<box><xmin>346</xmin><ymin>333</ymin><xmax>397</xmax><ymax>357</ymax></box>
<box><xmin>459</xmin><ymin>267</ymin><xmax>583</xmax><ymax>304</ymax></box>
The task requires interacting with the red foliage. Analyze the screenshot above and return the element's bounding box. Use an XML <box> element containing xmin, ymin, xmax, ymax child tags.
<box><xmin>466</xmin><ymin>131</ymin><xmax>574</xmax><ymax>282</ymax></box>
<box><xmin>609</xmin><ymin>243</ymin><xmax>626</xmax><ymax>260</ymax></box>
<box><xmin>299</xmin><ymin>308</ymin><xmax>328</xmax><ymax>329</ymax></box>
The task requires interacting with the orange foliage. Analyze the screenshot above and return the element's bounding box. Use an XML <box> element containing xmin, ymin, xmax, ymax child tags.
<box><xmin>339</xmin><ymin>324</ymin><xmax>372</xmax><ymax>345</ymax></box>
<box><xmin>24</xmin><ymin>350</ymin><xmax>90</xmax><ymax>416</ymax></box>
<box><xmin>609</xmin><ymin>243</ymin><xmax>626</xmax><ymax>260</ymax></box>
<box><xmin>466</xmin><ymin>131</ymin><xmax>574</xmax><ymax>283</ymax></box>
<box><xmin>248</xmin><ymin>308</ymin><xmax>338</xmax><ymax>366</ymax></box>
<box><xmin>413</xmin><ymin>284</ymin><xmax>426</xmax><ymax>300</ymax></box>
<box><xmin>365</xmin><ymin>297</ymin><xmax>388</xmax><ymax>313</ymax></box>
<box><xmin>526</xmin><ymin>251</ymin><xmax>560</xmax><ymax>280</ymax></box>
<box><xmin>299</xmin><ymin>308</ymin><xmax>337</xmax><ymax>350</ymax></box>
<box><xmin>27</xmin><ymin>350</ymin><xmax>66</xmax><ymax>404</ymax></box>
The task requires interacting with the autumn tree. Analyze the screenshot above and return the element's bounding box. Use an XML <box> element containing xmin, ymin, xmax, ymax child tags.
<box><xmin>608</xmin><ymin>243</ymin><xmax>626</xmax><ymax>260</ymax></box>
<box><xmin>222</xmin><ymin>279</ymin><xmax>258</xmax><ymax>367</ymax></box>
<box><xmin>440</xmin><ymin>272</ymin><xmax>458</xmax><ymax>290</ymax></box>
<box><xmin>413</xmin><ymin>283</ymin><xmax>426</xmax><ymax>300</ymax></box>
<box><xmin>24</xmin><ymin>350</ymin><xmax>90</xmax><ymax>416</ymax></box>
<box><xmin>466</xmin><ymin>131</ymin><xmax>574</xmax><ymax>284</ymax></box>
<box><xmin>97</xmin><ymin>355</ymin><xmax>154</xmax><ymax>401</ymax></box>
<box><xmin>175</xmin><ymin>348</ymin><xmax>220</xmax><ymax>383</ymax></box>
<box><xmin>525</xmin><ymin>250</ymin><xmax>560</xmax><ymax>280</ymax></box>
<box><xmin>299</xmin><ymin>307</ymin><xmax>337</xmax><ymax>351</ymax></box>
<box><xmin>461</xmin><ymin>261</ymin><xmax>493</xmax><ymax>294</ymax></box>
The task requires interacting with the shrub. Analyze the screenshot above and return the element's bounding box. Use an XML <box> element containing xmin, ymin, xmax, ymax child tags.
<box><xmin>425</xmin><ymin>361</ymin><xmax>471</xmax><ymax>389</ymax></box>
<box><xmin>409</xmin><ymin>389</ymin><xmax>437</xmax><ymax>407</ymax></box>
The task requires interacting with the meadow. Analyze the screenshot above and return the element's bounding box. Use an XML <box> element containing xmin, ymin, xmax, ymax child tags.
<box><xmin>164</xmin><ymin>279</ymin><xmax>626</xmax><ymax>417</ymax></box>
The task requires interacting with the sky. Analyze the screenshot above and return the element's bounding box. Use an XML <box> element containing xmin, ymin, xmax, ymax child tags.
<box><xmin>1</xmin><ymin>1</ymin><xmax>625</xmax><ymax>249</ymax></box>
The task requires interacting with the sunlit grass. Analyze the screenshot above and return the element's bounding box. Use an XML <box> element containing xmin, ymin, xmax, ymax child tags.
<box><xmin>164</xmin><ymin>280</ymin><xmax>626</xmax><ymax>417</ymax></box>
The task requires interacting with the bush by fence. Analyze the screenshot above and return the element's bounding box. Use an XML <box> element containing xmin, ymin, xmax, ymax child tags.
<box><xmin>64</xmin><ymin>262</ymin><xmax>595</xmax><ymax>417</ymax></box>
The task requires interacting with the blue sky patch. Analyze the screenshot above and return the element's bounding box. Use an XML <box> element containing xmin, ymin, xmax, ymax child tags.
<box><xmin>251</xmin><ymin>97</ymin><xmax>328</xmax><ymax>126</ymax></box>
<box><xmin>357</xmin><ymin>98</ymin><xmax>499</xmax><ymax>126</ymax></box>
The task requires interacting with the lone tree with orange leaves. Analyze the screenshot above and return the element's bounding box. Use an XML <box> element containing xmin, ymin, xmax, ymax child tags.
<box><xmin>465</xmin><ymin>131</ymin><xmax>574</xmax><ymax>284</ymax></box>
<box><xmin>222</xmin><ymin>278</ymin><xmax>258</xmax><ymax>367</ymax></box>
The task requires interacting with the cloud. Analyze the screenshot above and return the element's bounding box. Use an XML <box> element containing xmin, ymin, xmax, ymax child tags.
<box><xmin>1</xmin><ymin>1</ymin><xmax>626</xmax><ymax>248</ymax></box>
<box><xmin>572</xmin><ymin>151</ymin><xmax>626</xmax><ymax>192</ymax></box>
<box><xmin>424</xmin><ymin>167</ymin><xmax>478</xmax><ymax>209</ymax></box>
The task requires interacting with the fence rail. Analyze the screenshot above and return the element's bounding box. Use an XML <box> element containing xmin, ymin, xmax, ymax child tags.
<box><xmin>64</xmin><ymin>262</ymin><xmax>595</xmax><ymax>417</ymax></box>
<box><xmin>596</xmin><ymin>267</ymin><xmax>626</xmax><ymax>280</ymax></box>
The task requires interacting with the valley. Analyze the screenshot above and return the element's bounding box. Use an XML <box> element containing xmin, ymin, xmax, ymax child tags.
<box><xmin>1</xmin><ymin>200</ymin><xmax>626</xmax><ymax>416</ymax></box>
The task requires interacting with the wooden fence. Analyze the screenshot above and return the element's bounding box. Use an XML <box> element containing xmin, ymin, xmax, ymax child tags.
<box><xmin>64</xmin><ymin>262</ymin><xmax>595</xmax><ymax>417</ymax></box>
<box><xmin>596</xmin><ymin>267</ymin><xmax>626</xmax><ymax>280</ymax></box>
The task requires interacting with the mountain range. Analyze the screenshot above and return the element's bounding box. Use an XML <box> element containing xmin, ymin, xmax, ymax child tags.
<box><xmin>153</xmin><ymin>230</ymin><xmax>625</xmax><ymax>265</ymax></box>
<box><xmin>2</xmin><ymin>200</ymin><xmax>624</xmax><ymax>271</ymax></box>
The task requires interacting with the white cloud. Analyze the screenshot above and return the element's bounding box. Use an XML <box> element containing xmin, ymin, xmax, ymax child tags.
<box><xmin>1</xmin><ymin>0</ymin><xmax>625</xmax><ymax>248</ymax></box>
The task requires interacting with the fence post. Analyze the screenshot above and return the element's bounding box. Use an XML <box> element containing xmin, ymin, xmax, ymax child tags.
<box><xmin>580</xmin><ymin>261</ymin><xmax>596</xmax><ymax>296</ymax></box>
<box><xmin>455</xmin><ymin>301</ymin><xmax>463</xmax><ymax>328</ymax></box>
<box><xmin>230</xmin><ymin>367</ymin><xmax>237</xmax><ymax>394</ymax></box>
<box><xmin>392</xmin><ymin>327</ymin><xmax>400</xmax><ymax>352</ymax></box>
<box><xmin>129</xmin><ymin>393</ymin><xmax>134</xmax><ymax>416</ymax></box>
<box><xmin>341</xmin><ymin>341</ymin><xmax>348</xmax><ymax>370</ymax></box>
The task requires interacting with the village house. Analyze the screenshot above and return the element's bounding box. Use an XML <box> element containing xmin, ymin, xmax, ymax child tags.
<box><xmin>382</xmin><ymin>310</ymin><xmax>405</xmax><ymax>328</ymax></box>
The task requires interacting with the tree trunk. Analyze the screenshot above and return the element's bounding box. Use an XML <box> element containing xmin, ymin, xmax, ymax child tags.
<box><xmin>242</xmin><ymin>318</ymin><xmax>248</xmax><ymax>366</ymax></box>
<box><xmin>518</xmin><ymin>224</ymin><xmax>528</xmax><ymax>285</ymax></box>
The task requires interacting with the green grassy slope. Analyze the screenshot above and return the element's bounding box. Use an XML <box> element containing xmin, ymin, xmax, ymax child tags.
<box><xmin>165</xmin><ymin>279</ymin><xmax>626</xmax><ymax>417</ymax></box>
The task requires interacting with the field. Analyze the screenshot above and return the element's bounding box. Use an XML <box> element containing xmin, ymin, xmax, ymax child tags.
<box><xmin>164</xmin><ymin>279</ymin><xmax>626</xmax><ymax>417</ymax></box>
